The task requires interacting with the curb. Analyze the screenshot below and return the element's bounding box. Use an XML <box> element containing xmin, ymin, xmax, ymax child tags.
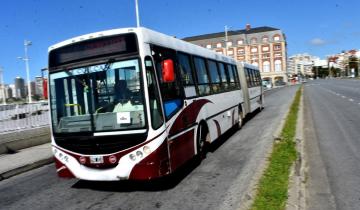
<box><xmin>0</xmin><ymin>157</ymin><xmax>53</xmax><ymax>181</ymax></box>
<box><xmin>0</xmin><ymin>126</ymin><xmax>51</xmax><ymax>155</ymax></box>
<box><xmin>286</xmin><ymin>87</ymin><xmax>306</xmax><ymax>210</ymax></box>
<box><xmin>238</xmin><ymin>87</ymin><xmax>298</xmax><ymax>210</ymax></box>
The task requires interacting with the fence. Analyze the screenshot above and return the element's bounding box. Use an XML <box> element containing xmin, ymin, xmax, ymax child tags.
<box><xmin>0</xmin><ymin>103</ymin><xmax>50</xmax><ymax>133</ymax></box>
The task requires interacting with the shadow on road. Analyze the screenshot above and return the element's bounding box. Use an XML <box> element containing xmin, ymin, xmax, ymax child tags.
<box><xmin>72</xmin><ymin>108</ymin><xmax>263</xmax><ymax>192</ymax></box>
<box><xmin>72</xmin><ymin>156</ymin><xmax>202</xmax><ymax>192</ymax></box>
<box><xmin>208</xmin><ymin>107</ymin><xmax>262</xmax><ymax>153</ymax></box>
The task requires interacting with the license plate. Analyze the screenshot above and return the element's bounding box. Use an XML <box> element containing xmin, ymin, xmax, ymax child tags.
<box><xmin>90</xmin><ymin>156</ymin><xmax>104</xmax><ymax>164</ymax></box>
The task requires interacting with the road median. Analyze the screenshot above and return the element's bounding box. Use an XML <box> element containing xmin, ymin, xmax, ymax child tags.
<box><xmin>250</xmin><ymin>86</ymin><xmax>302</xmax><ymax>210</ymax></box>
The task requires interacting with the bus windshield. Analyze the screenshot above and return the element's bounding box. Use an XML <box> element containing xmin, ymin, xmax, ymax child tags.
<box><xmin>49</xmin><ymin>59</ymin><xmax>146</xmax><ymax>133</ymax></box>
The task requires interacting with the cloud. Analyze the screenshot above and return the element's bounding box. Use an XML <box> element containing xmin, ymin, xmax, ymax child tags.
<box><xmin>309</xmin><ymin>38</ymin><xmax>327</xmax><ymax>46</ymax></box>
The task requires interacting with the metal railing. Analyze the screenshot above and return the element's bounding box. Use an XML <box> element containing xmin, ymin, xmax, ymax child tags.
<box><xmin>0</xmin><ymin>103</ymin><xmax>50</xmax><ymax>133</ymax></box>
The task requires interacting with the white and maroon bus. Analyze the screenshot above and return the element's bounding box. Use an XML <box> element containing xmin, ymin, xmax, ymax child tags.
<box><xmin>48</xmin><ymin>27</ymin><xmax>263</xmax><ymax>181</ymax></box>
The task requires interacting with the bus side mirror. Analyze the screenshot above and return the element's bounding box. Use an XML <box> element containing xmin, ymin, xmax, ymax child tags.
<box><xmin>161</xmin><ymin>59</ymin><xmax>175</xmax><ymax>83</ymax></box>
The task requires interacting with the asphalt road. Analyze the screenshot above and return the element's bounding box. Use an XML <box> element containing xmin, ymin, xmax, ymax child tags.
<box><xmin>304</xmin><ymin>79</ymin><xmax>360</xmax><ymax>210</ymax></box>
<box><xmin>0</xmin><ymin>86</ymin><xmax>298</xmax><ymax>210</ymax></box>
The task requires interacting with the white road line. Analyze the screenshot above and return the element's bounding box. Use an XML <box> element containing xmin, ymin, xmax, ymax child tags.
<box><xmin>341</xmin><ymin>95</ymin><xmax>346</xmax><ymax>98</ymax></box>
<box><xmin>349</xmin><ymin>98</ymin><xmax>354</xmax><ymax>102</ymax></box>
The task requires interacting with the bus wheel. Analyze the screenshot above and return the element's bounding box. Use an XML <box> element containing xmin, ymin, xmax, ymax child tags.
<box><xmin>259</xmin><ymin>96</ymin><xmax>264</xmax><ymax>111</ymax></box>
<box><xmin>197</xmin><ymin>125</ymin><xmax>208</xmax><ymax>159</ymax></box>
<box><xmin>237</xmin><ymin>111</ymin><xmax>243</xmax><ymax>130</ymax></box>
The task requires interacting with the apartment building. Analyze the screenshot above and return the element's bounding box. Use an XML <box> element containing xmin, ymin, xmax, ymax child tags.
<box><xmin>183</xmin><ymin>24</ymin><xmax>288</xmax><ymax>85</ymax></box>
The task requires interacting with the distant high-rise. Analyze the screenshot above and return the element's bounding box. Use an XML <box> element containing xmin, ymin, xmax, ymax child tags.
<box><xmin>14</xmin><ymin>77</ymin><xmax>25</xmax><ymax>98</ymax></box>
<box><xmin>35</xmin><ymin>76</ymin><xmax>44</xmax><ymax>97</ymax></box>
<box><xmin>30</xmin><ymin>81</ymin><xmax>36</xmax><ymax>97</ymax></box>
<box><xmin>9</xmin><ymin>84</ymin><xmax>16</xmax><ymax>98</ymax></box>
<box><xmin>6</xmin><ymin>86</ymin><xmax>13</xmax><ymax>99</ymax></box>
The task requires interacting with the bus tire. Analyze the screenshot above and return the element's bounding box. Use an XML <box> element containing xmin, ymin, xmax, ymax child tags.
<box><xmin>196</xmin><ymin>123</ymin><xmax>208</xmax><ymax>160</ymax></box>
<box><xmin>237</xmin><ymin>109</ymin><xmax>244</xmax><ymax>130</ymax></box>
<box><xmin>259</xmin><ymin>95</ymin><xmax>264</xmax><ymax>111</ymax></box>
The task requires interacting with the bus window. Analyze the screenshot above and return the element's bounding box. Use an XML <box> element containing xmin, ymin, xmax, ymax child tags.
<box><xmin>227</xmin><ymin>64</ymin><xmax>236</xmax><ymax>89</ymax></box>
<box><xmin>145</xmin><ymin>56</ymin><xmax>164</xmax><ymax>130</ymax></box>
<box><xmin>252</xmin><ymin>70</ymin><xmax>258</xmax><ymax>86</ymax></box>
<box><xmin>232</xmin><ymin>65</ymin><xmax>241</xmax><ymax>89</ymax></box>
<box><xmin>257</xmin><ymin>71</ymin><xmax>262</xmax><ymax>86</ymax></box>
<box><xmin>245</xmin><ymin>68</ymin><xmax>251</xmax><ymax>88</ymax></box>
<box><xmin>151</xmin><ymin>45</ymin><xmax>182</xmax><ymax>119</ymax></box>
<box><xmin>208</xmin><ymin>60</ymin><xmax>221</xmax><ymax>93</ymax></box>
<box><xmin>218</xmin><ymin>62</ymin><xmax>229</xmax><ymax>91</ymax></box>
<box><xmin>177</xmin><ymin>52</ymin><xmax>196</xmax><ymax>98</ymax></box>
<box><xmin>194</xmin><ymin>57</ymin><xmax>211</xmax><ymax>95</ymax></box>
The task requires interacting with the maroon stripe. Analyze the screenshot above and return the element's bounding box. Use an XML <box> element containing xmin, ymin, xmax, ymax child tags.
<box><xmin>213</xmin><ymin>119</ymin><xmax>221</xmax><ymax>137</ymax></box>
<box><xmin>169</xmin><ymin>99</ymin><xmax>211</xmax><ymax>136</ymax></box>
<box><xmin>169</xmin><ymin>129</ymin><xmax>195</xmax><ymax>171</ymax></box>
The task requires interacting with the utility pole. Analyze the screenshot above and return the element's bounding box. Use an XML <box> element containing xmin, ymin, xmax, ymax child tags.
<box><xmin>18</xmin><ymin>40</ymin><xmax>33</xmax><ymax>103</ymax></box>
<box><xmin>224</xmin><ymin>25</ymin><xmax>231</xmax><ymax>56</ymax></box>
<box><xmin>0</xmin><ymin>67</ymin><xmax>6</xmax><ymax>105</ymax></box>
<box><xmin>135</xmin><ymin>0</ymin><xmax>140</xmax><ymax>27</ymax></box>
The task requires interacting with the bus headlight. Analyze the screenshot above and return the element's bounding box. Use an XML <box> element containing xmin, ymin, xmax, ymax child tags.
<box><xmin>136</xmin><ymin>151</ymin><xmax>143</xmax><ymax>158</ymax></box>
<box><xmin>143</xmin><ymin>146</ymin><xmax>151</xmax><ymax>155</ymax></box>
<box><xmin>129</xmin><ymin>154</ymin><xmax>137</xmax><ymax>161</ymax></box>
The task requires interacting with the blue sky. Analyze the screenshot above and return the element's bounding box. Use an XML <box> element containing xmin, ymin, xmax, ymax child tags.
<box><xmin>1</xmin><ymin>0</ymin><xmax>359</xmax><ymax>84</ymax></box>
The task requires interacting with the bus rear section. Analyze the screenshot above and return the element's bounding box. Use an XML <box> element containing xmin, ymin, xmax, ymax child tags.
<box><xmin>237</xmin><ymin>62</ymin><xmax>263</xmax><ymax>116</ymax></box>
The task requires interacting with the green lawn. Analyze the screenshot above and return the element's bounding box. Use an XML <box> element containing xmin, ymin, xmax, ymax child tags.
<box><xmin>251</xmin><ymin>87</ymin><xmax>302</xmax><ymax>210</ymax></box>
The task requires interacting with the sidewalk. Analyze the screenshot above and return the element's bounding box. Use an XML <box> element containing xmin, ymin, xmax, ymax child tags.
<box><xmin>0</xmin><ymin>143</ymin><xmax>53</xmax><ymax>181</ymax></box>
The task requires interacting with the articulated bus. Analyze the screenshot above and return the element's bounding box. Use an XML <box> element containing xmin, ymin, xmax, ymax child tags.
<box><xmin>48</xmin><ymin>27</ymin><xmax>263</xmax><ymax>181</ymax></box>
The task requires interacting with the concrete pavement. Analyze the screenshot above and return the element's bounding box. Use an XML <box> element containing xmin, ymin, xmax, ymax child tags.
<box><xmin>0</xmin><ymin>143</ymin><xmax>53</xmax><ymax>181</ymax></box>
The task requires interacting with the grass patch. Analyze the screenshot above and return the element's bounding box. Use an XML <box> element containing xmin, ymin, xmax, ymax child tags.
<box><xmin>251</xmin><ymin>87</ymin><xmax>302</xmax><ymax>210</ymax></box>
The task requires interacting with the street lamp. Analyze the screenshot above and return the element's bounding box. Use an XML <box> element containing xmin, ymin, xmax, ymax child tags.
<box><xmin>224</xmin><ymin>25</ymin><xmax>232</xmax><ymax>56</ymax></box>
<box><xmin>135</xmin><ymin>0</ymin><xmax>140</xmax><ymax>27</ymax></box>
<box><xmin>18</xmin><ymin>40</ymin><xmax>33</xmax><ymax>103</ymax></box>
<box><xmin>0</xmin><ymin>67</ymin><xmax>6</xmax><ymax>105</ymax></box>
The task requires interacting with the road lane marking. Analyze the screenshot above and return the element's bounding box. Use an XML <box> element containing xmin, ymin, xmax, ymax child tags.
<box><xmin>341</xmin><ymin>95</ymin><xmax>346</xmax><ymax>98</ymax></box>
<box><xmin>349</xmin><ymin>99</ymin><xmax>354</xmax><ymax>102</ymax></box>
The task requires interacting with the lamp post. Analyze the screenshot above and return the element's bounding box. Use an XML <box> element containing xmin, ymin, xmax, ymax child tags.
<box><xmin>135</xmin><ymin>0</ymin><xmax>140</xmax><ymax>27</ymax></box>
<box><xmin>0</xmin><ymin>67</ymin><xmax>6</xmax><ymax>105</ymax></box>
<box><xmin>18</xmin><ymin>40</ymin><xmax>33</xmax><ymax>103</ymax></box>
<box><xmin>224</xmin><ymin>25</ymin><xmax>232</xmax><ymax>56</ymax></box>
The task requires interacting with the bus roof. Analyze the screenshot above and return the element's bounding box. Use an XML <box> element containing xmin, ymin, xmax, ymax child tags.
<box><xmin>48</xmin><ymin>27</ymin><xmax>236</xmax><ymax>64</ymax></box>
<box><xmin>237</xmin><ymin>61</ymin><xmax>260</xmax><ymax>71</ymax></box>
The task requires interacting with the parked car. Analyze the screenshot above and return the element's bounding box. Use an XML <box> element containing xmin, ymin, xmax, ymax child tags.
<box><xmin>274</xmin><ymin>80</ymin><xmax>286</xmax><ymax>86</ymax></box>
<box><xmin>262</xmin><ymin>80</ymin><xmax>272</xmax><ymax>89</ymax></box>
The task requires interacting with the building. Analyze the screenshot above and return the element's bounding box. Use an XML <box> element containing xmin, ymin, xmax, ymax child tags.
<box><xmin>327</xmin><ymin>49</ymin><xmax>360</xmax><ymax>77</ymax></box>
<box><xmin>183</xmin><ymin>24</ymin><xmax>288</xmax><ymax>85</ymax></box>
<box><xmin>30</xmin><ymin>81</ymin><xmax>36</xmax><ymax>97</ymax></box>
<box><xmin>14</xmin><ymin>77</ymin><xmax>25</xmax><ymax>98</ymax></box>
<box><xmin>35</xmin><ymin>76</ymin><xmax>44</xmax><ymax>97</ymax></box>
<box><xmin>288</xmin><ymin>53</ymin><xmax>320</xmax><ymax>78</ymax></box>
<box><xmin>9</xmin><ymin>84</ymin><xmax>16</xmax><ymax>98</ymax></box>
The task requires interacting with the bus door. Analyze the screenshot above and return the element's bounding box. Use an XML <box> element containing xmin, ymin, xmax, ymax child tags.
<box><xmin>151</xmin><ymin>45</ymin><xmax>196</xmax><ymax>171</ymax></box>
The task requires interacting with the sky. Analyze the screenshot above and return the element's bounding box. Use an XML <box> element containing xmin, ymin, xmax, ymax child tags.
<box><xmin>1</xmin><ymin>0</ymin><xmax>360</xmax><ymax>84</ymax></box>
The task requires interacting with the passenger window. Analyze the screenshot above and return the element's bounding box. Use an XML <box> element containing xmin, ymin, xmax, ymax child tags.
<box><xmin>177</xmin><ymin>53</ymin><xmax>197</xmax><ymax>98</ymax></box>
<box><xmin>232</xmin><ymin>65</ymin><xmax>241</xmax><ymax>89</ymax></box>
<box><xmin>227</xmin><ymin>64</ymin><xmax>236</xmax><ymax>89</ymax></box>
<box><xmin>245</xmin><ymin>68</ymin><xmax>251</xmax><ymax>88</ymax></box>
<box><xmin>145</xmin><ymin>56</ymin><xmax>164</xmax><ymax>129</ymax></box>
<box><xmin>208</xmin><ymin>60</ymin><xmax>221</xmax><ymax>93</ymax></box>
<box><xmin>218</xmin><ymin>62</ymin><xmax>229</xmax><ymax>90</ymax></box>
<box><xmin>151</xmin><ymin>45</ymin><xmax>182</xmax><ymax>119</ymax></box>
<box><xmin>177</xmin><ymin>53</ymin><xmax>194</xmax><ymax>86</ymax></box>
<box><xmin>194</xmin><ymin>57</ymin><xmax>211</xmax><ymax>95</ymax></box>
